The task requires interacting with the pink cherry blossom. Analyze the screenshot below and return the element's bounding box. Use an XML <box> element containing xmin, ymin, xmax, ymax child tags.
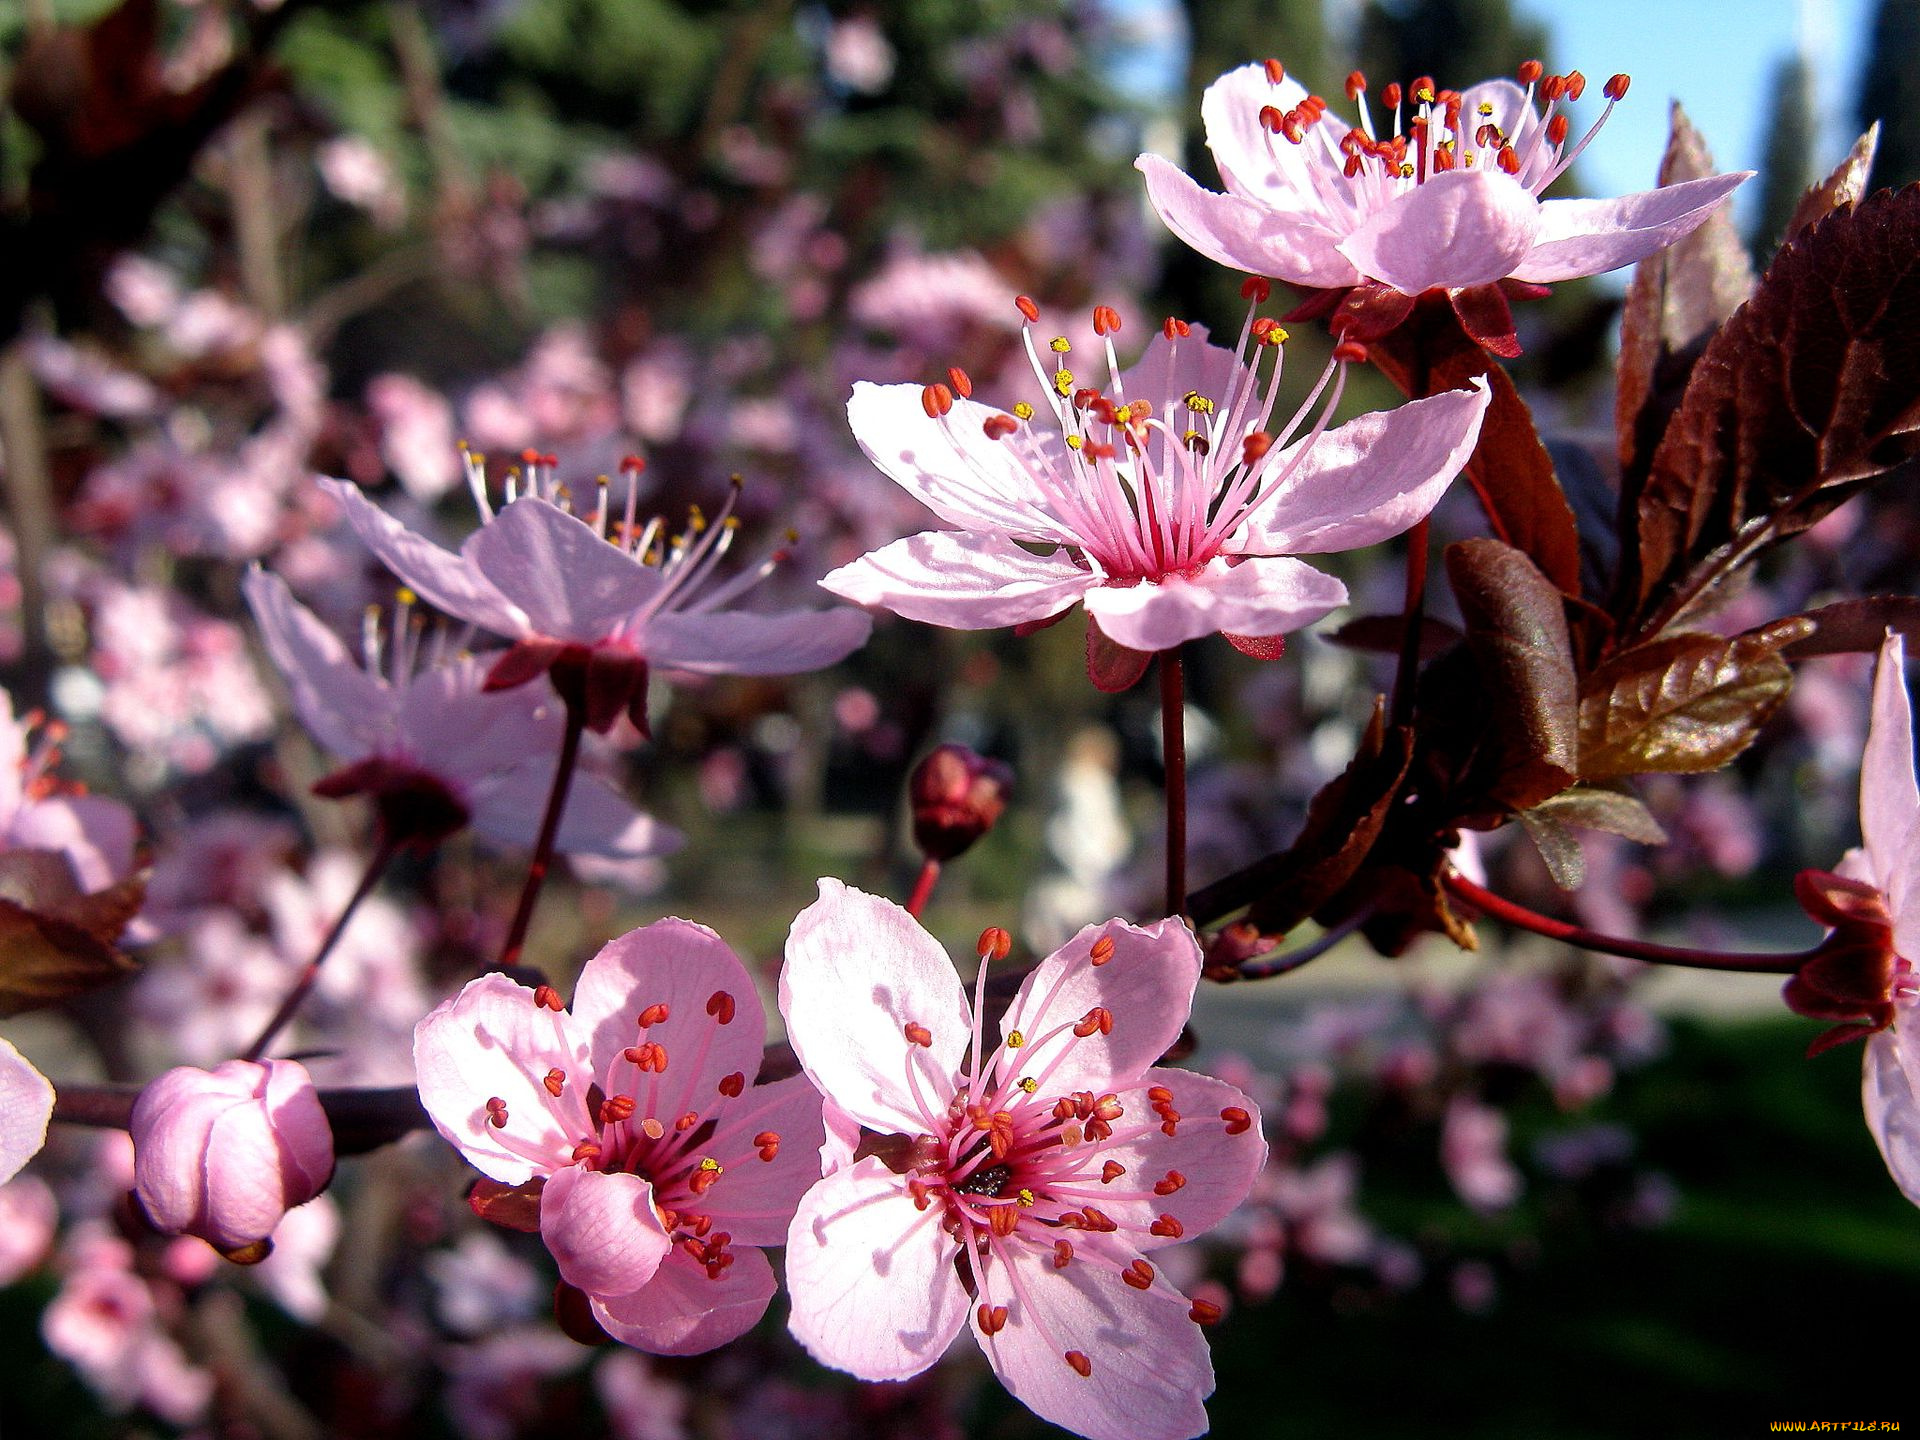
<box><xmin>0</xmin><ymin>1036</ymin><xmax>55</xmax><ymax>1185</ymax></box>
<box><xmin>778</xmin><ymin>881</ymin><xmax>1268</xmax><ymax>1440</ymax></box>
<box><xmin>0</xmin><ymin>690</ymin><xmax>137</xmax><ymax>895</ymax></box>
<box><xmin>130</xmin><ymin>1058</ymin><xmax>335</xmax><ymax>1256</ymax></box>
<box><xmin>320</xmin><ymin>453</ymin><xmax>871</xmax><ymax>732</ymax></box>
<box><xmin>412</xmin><ymin>919</ymin><xmax>826</xmax><ymax>1354</ymax></box>
<box><xmin>1838</xmin><ymin>632</ymin><xmax>1920</xmax><ymax>1207</ymax></box>
<box><xmin>1137</xmin><ymin>63</ymin><xmax>1746</xmax><ymax>350</ymax></box>
<box><xmin>244</xmin><ymin>566</ymin><xmax>674</xmax><ymax>859</ymax></box>
<box><xmin>0</xmin><ymin>1174</ymin><xmax>58</xmax><ymax>1283</ymax></box>
<box><xmin>822</xmin><ymin>310</ymin><xmax>1488</xmax><ymax>661</ymax></box>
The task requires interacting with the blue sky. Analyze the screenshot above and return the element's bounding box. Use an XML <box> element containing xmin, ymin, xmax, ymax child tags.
<box><xmin>1110</xmin><ymin>0</ymin><xmax>1881</xmax><ymax>228</ymax></box>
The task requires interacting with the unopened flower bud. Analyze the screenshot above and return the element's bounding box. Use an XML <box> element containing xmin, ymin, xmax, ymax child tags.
<box><xmin>131</xmin><ymin>1060</ymin><xmax>334</xmax><ymax>1259</ymax></box>
<box><xmin>909</xmin><ymin>744</ymin><xmax>1013</xmax><ymax>862</ymax></box>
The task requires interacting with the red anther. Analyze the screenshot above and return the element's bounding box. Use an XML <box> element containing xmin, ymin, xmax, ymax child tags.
<box><xmin>571</xmin><ymin>1140</ymin><xmax>601</xmax><ymax>1162</ymax></box>
<box><xmin>1123</xmin><ymin>1258</ymin><xmax>1156</xmax><ymax>1290</ymax></box>
<box><xmin>619</xmin><ymin>453</ymin><xmax>647</xmax><ymax>474</ymax></box>
<box><xmin>1263</xmin><ymin>57</ymin><xmax>1285</xmax><ymax>85</ymax></box>
<box><xmin>1343</xmin><ymin>154</ymin><xmax>1364</xmax><ymax>179</ymax></box>
<box><xmin>921</xmin><ymin>383</ymin><xmax>955</xmax><ymax>419</ymax></box>
<box><xmin>1092</xmin><ymin>304</ymin><xmax>1123</xmax><ymax>336</ymax></box>
<box><xmin>1065</xmin><ymin>1351</ymin><xmax>1093</xmax><ymax>1378</ymax></box>
<box><xmin>1241</xmin><ymin>432</ymin><xmax>1275</xmax><ymax>466</ymax></box>
<box><xmin>1088</xmin><ymin>935</ymin><xmax>1116</xmax><ymax>966</ymax></box>
<box><xmin>1257</xmin><ymin>104</ymin><xmax>1283</xmax><ymax>133</ymax></box>
<box><xmin>520</xmin><ymin>447</ymin><xmax>542</xmax><ymax>465</ymax></box>
<box><xmin>1190</xmin><ymin>1298</ymin><xmax>1224</xmax><ymax>1326</ymax></box>
<box><xmin>640</xmin><ymin>1117</ymin><xmax>666</xmax><ymax>1140</ymax></box>
<box><xmin>717</xmin><ymin>1071</ymin><xmax>745</xmax><ymax>1098</ymax></box>
<box><xmin>1072</xmin><ymin>1007</ymin><xmax>1113</xmax><ymax>1039</ymax></box>
<box><xmin>682</xmin><ymin>1237</ymin><xmax>709</xmax><ymax>1264</ymax></box>
<box><xmin>675</xmin><ymin>1111</ymin><xmax>698</xmax><ymax>1131</ymax></box>
<box><xmin>1221</xmin><ymin>1106</ymin><xmax>1253</xmax><ymax>1135</ymax></box>
<box><xmin>977</xmin><ymin>926</ymin><xmax>1013</xmax><ymax>962</ymax></box>
<box><xmin>1015</xmin><ymin>294</ymin><xmax>1041</xmax><ymax>323</ymax></box>
<box><xmin>1332</xmin><ymin>338</ymin><xmax>1370</xmax><ymax>364</ymax></box>
<box><xmin>708</xmin><ymin>1231</ymin><xmax>732</xmax><ymax>1252</ymax></box>
<box><xmin>1517</xmin><ymin>59</ymin><xmax>1544</xmax><ymax>86</ymax></box>
<box><xmin>1280</xmin><ymin>115</ymin><xmax>1305</xmax><ymax>144</ymax></box>
<box><xmin>1300</xmin><ymin>94</ymin><xmax>1327</xmax><ymax>119</ymax></box>
<box><xmin>1101</xmin><ymin>1161</ymin><xmax>1125</xmax><ymax>1184</ymax></box>
<box><xmin>989</xmin><ymin>1205</ymin><xmax>1020</xmax><ymax>1237</ymax></box>
<box><xmin>1053</xmin><ymin>1239</ymin><xmax>1075</xmax><ymax>1268</ymax></box>
<box><xmin>755</xmin><ymin>1130</ymin><xmax>781</xmax><ymax>1162</ymax></box>
<box><xmin>1475</xmin><ymin>123</ymin><xmax>1499</xmax><ymax>147</ymax></box>
<box><xmin>1159</xmin><ymin>1115</ymin><xmax>1182</xmax><ymax>1137</ymax></box>
<box><xmin>1604</xmin><ymin>73</ymin><xmax>1630</xmax><ymax>101</ymax></box>
<box><xmin>1382</xmin><ymin>82</ymin><xmax>1402</xmax><ymax>108</ymax></box>
<box><xmin>533</xmin><ymin>985</ymin><xmax>564</xmax><ymax>1012</ymax></box>
<box><xmin>1155</xmin><ymin>1170</ymin><xmax>1188</xmax><ymax>1196</ymax></box>
<box><xmin>543</xmin><ymin>1069</ymin><xmax>566</xmax><ymax>1098</ymax></box>
<box><xmin>982</xmin><ymin>413</ymin><xmax>1019</xmax><ymax>440</ymax></box>
<box><xmin>690</xmin><ymin>1213</ymin><xmax>713</xmax><ymax>1237</ymax></box>
<box><xmin>1542</xmin><ymin>75</ymin><xmax>1567</xmax><ymax>102</ymax></box>
<box><xmin>485</xmin><ymin>1096</ymin><xmax>509</xmax><ymax>1128</ymax></box>
<box><xmin>657</xmin><ymin>1207</ymin><xmax>680</xmax><ymax>1233</ymax></box>
<box><xmin>1073</xmin><ymin>1091</ymin><xmax>1096</xmax><ymax>1119</ymax></box>
<box><xmin>1093</xmin><ymin>1096</ymin><xmax>1124</xmax><ymax>1125</ymax></box>
<box><xmin>1147</xmin><ymin>1085</ymin><xmax>1174</xmax><ymax>1106</ymax></box>
<box><xmin>1566</xmin><ymin>70</ymin><xmax>1586</xmax><ymax>100</ymax></box>
<box><xmin>1411</xmin><ymin>76</ymin><xmax>1434</xmax><ymax>101</ymax></box>
<box><xmin>688</xmin><ymin>1164</ymin><xmax>722</xmax><ymax>1196</ymax></box>
<box><xmin>946</xmin><ymin>366</ymin><xmax>974</xmax><ymax>399</ymax></box>
<box><xmin>1072</xmin><ymin>387</ymin><xmax>1098</xmax><ymax>410</ymax></box>
<box><xmin>1053</xmin><ymin>1097</ymin><xmax>1078</xmax><ymax>1121</ymax></box>
<box><xmin>637</xmin><ymin>1003</ymin><xmax>670</xmax><ymax>1028</ymax></box>
<box><xmin>1546</xmin><ymin>113</ymin><xmax>1570</xmax><ymax>146</ymax></box>
<box><xmin>904</xmin><ymin>1021</ymin><xmax>934</xmax><ymax>1047</ymax></box>
<box><xmin>908</xmin><ymin>1178</ymin><xmax>933</xmax><ymax>1211</ymax></box>
<box><xmin>1497</xmin><ymin>145</ymin><xmax>1520</xmax><ymax>174</ymax></box>
<box><xmin>978</xmin><ymin>1303</ymin><xmax>1010</xmax><ymax>1336</ymax></box>
<box><xmin>988</xmin><ymin>1112</ymin><xmax>1016</xmax><ymax>1159</ymax></box>
<box><xmin>706</xmin><ymin>991</ymin><xmax>736</xmax><ymax>1024</ymax></box>
<box><xmin>1432</xmin><ymin>144</ymin><xmax>1456</xmax><ymax>171</ymax></box>
<box><xmin>542</xmin><ymin>452</ymin><xmax>559</xmax><ymax>468</ymax></box>
<box><xmin>629</xmin><ymin>1042</ymin><xmax>668</xmax><ymax>1073</ymax></box>
<box><xmin>1088</xmin><ymin>441</ymin><xmax>1119</xmax><ymax>461</ymax></box>
<box><xmin>1080</xmin><ymin>1206</ymin><xmax>1116</xmax><ymax>1233</ymax></box>
<box><xmin>1345</xmin><ymin>70</ymin><xmax>1366</xmax><ymax>100</ymax></box>
<box><xmin>1085</xmin><ymin>1119</ymin><xmax>1112</xmax><ymax>1143</ymax></box>
<box><xmin>1150</xmin><ymin>1213</ymin><xmax>1185</xmax><ymax>1239</ymax></box>
<box><xmin>600</xmin><ymin>1095</ymin><xmax>637</xmax><ymax>1125</ymax></box>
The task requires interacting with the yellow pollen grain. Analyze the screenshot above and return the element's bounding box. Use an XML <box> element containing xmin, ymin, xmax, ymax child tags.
<box><xmin>1012</xmin><ymin>401</ymin><xmax>1035</xmax><ymax>421</ymax></box>
<box><xmin>1049</xmin><ymin>336</ymin><xmax>1071</xmax><ymax>353</ymax></box>
<box><xmin>689</xmin><ymin>505</ymin><xmax>707</xmax><ymax>533</ymax></box>
<box><xmin>1019</xmin><ymin>1077</ymin><xmax>1038</xmax><ymax>1093</ymax></box>
<box><xmin>1182</xmin><ymin>391</ymin><xmax>1215</xmax><ymax>414</ymax></box>
<box><xmin>698</xmin><ymin>1157</ymin><xmax>722</xmax><ymax>1175</ymax></box>
<box><xmin>1006</xmin><ymin>1030</ymin><xmax>1025</xmax><ymax>1048</ymax></box>
<box><xmin>1065</xmin><ymin>435</ymin><xmax>1083</xmax><ymax>450</ymax></box>
<box><xmin>1017</xmin><ymin>1188</ymin><xmax>1036</xmax><ymax>1207</ymax></box>
<box><xmin>395</xmin><ymin>587</ymin><xmax>417</xmax><ymax>606</ymax></box>
<box><xmin>1053</xmin><ymin>369</ymin><xmax>1075</xmax><ymax>397</ymax></box>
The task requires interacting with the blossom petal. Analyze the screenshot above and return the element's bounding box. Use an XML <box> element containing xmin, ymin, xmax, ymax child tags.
<box><xmin>643</xmin><ymin>605</ymin><xmax>873</xmax><ymax>676</ymax></box>
<box><xmin>1136</xmin><ymin>155</ymin><xmax>1359</xmax><ymax>289</ymax></box>
<box><xmin>9</xmin><ymin>793</ymin><xmax>139</xmax><ymax>895</ymax></box>
<box><xmin>242</xmin><ymin>568</ymin><xmax>391</xmax><ymax>760</ymax></box>
<box><xmin>1862</xmin><ymin>632</ymin><xmax>1920</xmax><ymax>948</ymax></box>
<box><xmin>780</xmin><ymin>880</ymin><xmax>972</xmax><ymax>1134</ymax></box>
<box><xmin>1232</xmin><ymin>380</ymin><xmax>1490</xmax><ymax>555</ymax></box>
<box><xmin>1090</xmin><ymin>1069</ymin><xmax>1268</xmax><ymax>1247</ymax></box>
<box><xmin>971</xmin><ymin>1244</ymin><xmax>1213</xmax><ymax>1440</ymax></box>
<box><xmin>822</xmin><ymin>532</ymin><xmax>1093</xmax><ymax>631</ymax></box>
<box><xmin>1197</xmin><ymin>61</ymin><xmax>1314</xmax><ymax>205</ymax></box>
<box><xmin>1865</xmin><ymin>1028</ymin><xmax>1920</xmax><ymax>1209</ymax></box>
<box><xmin>1082</xmin><ymin>556</ymin><xmax>1347</xmax><ymax>653</ymax></box>
<box><xmin>413</xmin><ymin>974</ymin><xmax>595</xmax><ymax>1184</ymax></box>
<box><xmin>469</xmin><ymin>764</ymin><xmax>681</xmax><ymax>862</ymax></box>
<box><xmin>1336</xmin><ymin>170</ymin><xmax>1542</xmax><ymax>295</ymax></box>
<box><xmin>998</xmin><ymin>918</ymin><xmax>1201</xmax><ymax>1095</ymax></box>
<box><xmin>785</xmin><ymin>1158</ymin><xmax>967</xmax><ymax>1380</ymax></box>
<box><xmin>570</xmin><ymin>919</ymin><xmax>768</xmax><ymax>1108</ymax></box>
<box><xmin>539</xmin><ymin>1164</ymin><xmax>672</xmax><ymax>1299</ymax></box>
<box><xmin>320</xmin><ymin>478</ymin><xmax>525</xmax><ymax>636</ymax></box>
<box><xmin>593</xmin><ymin>1242</ymin><xmax>777</xmax><ymax>1355</ymax></box>
<box><xmin>675</xmin><ymin>1073</ymin><xmax>825</xmax><ymax>1247</ymax></box>
<box><xmin>0</xmin><ymin>1038</ymin><xmax>54</xmax><ymax>1185</ymax></box>
<box><xmin>463</xmin><ymin>498</ymin><xmax>663</xmax><ymax>643</ymax></box>
<box><xmin>846</xmin><ymin>382</ymin><xmax>1079</xmax><ymax>539</ymax></box>
<box><xmin>1512</xmin><ymin>172</ymin><xmax>1750</xmax><ymax>283</ymax></box>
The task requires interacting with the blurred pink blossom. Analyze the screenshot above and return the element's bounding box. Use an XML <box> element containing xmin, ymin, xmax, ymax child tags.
<box><xmin>0</xmin><ymin>1037</ymin><xmax>55</xmax><ymax>1185</ymax></box>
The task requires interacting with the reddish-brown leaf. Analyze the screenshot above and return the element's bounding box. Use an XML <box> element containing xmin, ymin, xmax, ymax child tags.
<box><xmin>1774</xmin><ymin>595</ymin><xmax>1920</xmax><ymax>658</ymax></box>
<box><xmin>1084</xmin><ymin>617</ymin><xmax>1152</xmax><ymax>693</ymax></box>
<box><xmin>470</xmin><ymin>1176</ymin><xmax>545</xmax><ymax>1233</ymax></box>
<box><xmin>1576</xmin><ymin>621</ymin><xmax>1811</xmax><ymax>778</ymax></box>
<box><xmin>1785</xmin><ymin>126</ymin><xmax>1880</xmax><ymax>244</ymax></box>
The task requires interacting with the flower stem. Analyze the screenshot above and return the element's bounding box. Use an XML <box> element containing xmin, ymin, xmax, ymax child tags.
<box><xmin>495</xmin><ymin>696</ymin><xmax>586</xmax><ymax>972</ymax></box>
<box><xmin>1236</xmin><ymin>908</ymin><xmax>1374</xmax><ymax>980</ymax></box>
<box><xmin>1161</xmin><ymin>646</ymin><xmax>1188</xmax><ymax>919</ymax></box>
<box><xmin>1443</xmin><ymin>870</ymin><xmax>1808</xmax><ymax>974</ymax></box>
<box><xmin>53</xmin><ymin>1082</ymin><xmax>431</xmax><ymax>1154</ymax></box>
<box><xmin>242</xmin><ymin>839</ymin><xmax>398</xmax><ymax>1063</ymax></box>
<box><xmin>905</xmin><ymin>857</ymin><xmax>941</xmax><ymax>919</ymax></box>
<box><xmin>1389</xmin><ymin>516</ymin><xmax>1430</xmax><ymax>727</ymax></box>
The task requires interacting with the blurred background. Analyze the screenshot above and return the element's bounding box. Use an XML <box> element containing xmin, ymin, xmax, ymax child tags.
<box><xmin>0</xmin><ymin>0</ymin><xmax>1916</xmax><ymax>1435</ymax></box>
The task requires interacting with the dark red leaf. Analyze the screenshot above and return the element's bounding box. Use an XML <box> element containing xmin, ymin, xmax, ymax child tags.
<box><xmin>470</xmin><ymin>1176</ymin><xmax>545</xmax><ymax>1233</ymax></box>
<box><xmin>1084</xmin><ymin>617</ymin><xmax>1152</xmax><ymax>693</ymax></box>
<box><xmin>1785</xmin><ymin>126</ymin><xmax>1879</xmax><ymax>244</ymax></box>
<box><xmin>1774</xmin><ymin>595</ymin><xmax>1920</xmax><ymax>658</ymax></box>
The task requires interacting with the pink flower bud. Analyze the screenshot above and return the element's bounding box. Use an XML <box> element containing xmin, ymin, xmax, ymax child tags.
<box><xmin>908</xmin><ymin>744</ymin><xmax>1012</xmax><ymax>861</ymax></box>
<box><xmin>131</xmin><ymin>1060</ymin><xmax>334</xmax><ymax>1259</ymax></box>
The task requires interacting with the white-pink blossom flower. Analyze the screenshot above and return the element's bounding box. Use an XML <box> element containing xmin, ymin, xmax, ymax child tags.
<box><xmin>413</xmin><ymin>920</ymin><xmax>826</xmax><ymax>1354</ymax></box>
<box><xmin>0</xmin><ymin>691</ymin><xmax>137</xmax><ymax>895</ymax></box>
<box><xmin>0</xmin><ymin>1174</ymin><xmax>57</xmax><ymax>1282</ymax></box>
<box><xmin>0</xmin><ymin>1036</ymin><xmax>55</xmax><ymax>1185</ymax></box>
<box><xmin>130</xmin><ymin>1058</ymin><xmax>335</xmax><ymax>1257</ymax></box>
<box><xmin>244</xmin><ymin>566</ymin><xmax>674</xmax><ymax>858</ymax></box>
<box><xmin>822</xmin><ymin>308</ymin><xmax>1487</xmax><ymax>671</ymax></box>
<box><xmin>1137</xmin><ymin>63</ymin><xmax>1747</xmax><ymax>352</ymax></box>
<box><xmin>320</xmin><ymin>454</ymin><xmax>871</xmax><ymax>733</ymax></box>
<box><xmin>778</xmin><ymin>881</ymin><xmax>1267</xmax><ymax>1440</ymax></box>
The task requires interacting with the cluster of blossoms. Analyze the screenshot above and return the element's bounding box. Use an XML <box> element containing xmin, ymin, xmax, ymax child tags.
<box><xmin>17</xmin><ymin>24</ymin><xmax>1920</xmax><ymax>1440</ymax></box>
